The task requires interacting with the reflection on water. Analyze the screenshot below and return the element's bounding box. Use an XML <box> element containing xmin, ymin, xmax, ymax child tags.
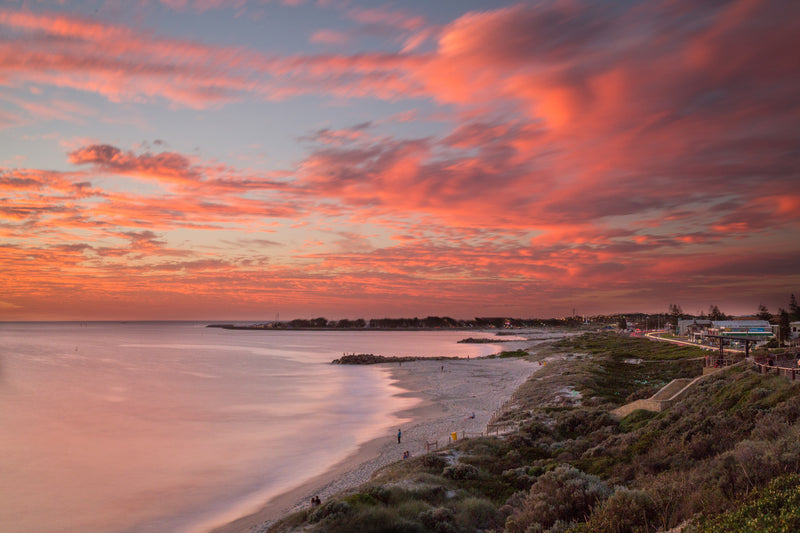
<box><xmin>0</xmin><ymin>323</ymin><xmax>499</xmax><ymax>532</ymax></box>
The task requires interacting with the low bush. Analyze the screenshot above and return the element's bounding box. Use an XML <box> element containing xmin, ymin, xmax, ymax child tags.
<box><xmin>308</xmin><ymin>500</ymin><xmax>351</xmax><ymax>524</ymax></box>
<box><xmin>343</xmin><ymin>492</ymin><xmax>378</xmax><ymax>506</ymax></box>
<box><xmin>504</xmin><ymin>464</ymin><xmax>611</xmax><ymax>533</ymax></box>
<box><xmin>619</xmin><ymin>409</ymin><xmax>658</xmax><ymax>433</ymax></box>
<box><xmin>498</xmin><ymin>349</ymin><xmax>529</xmax><ymax>358</ymax></box>
<box><xmin>502</xmin><ymin>467</ymin><xmax>536</xmax><ymax>491</ymax></box>
<box><xmin>695</xmin><ymin>474</ymin><xmax>800</xmax><ymax>533</ymax></box>
<box><xmin>421</xmin><ymin>454</ymin><xmax>448</xmax><ymax>472</ymax></box>
<box><xmin>454</xmin><ymin>497</ymin><xmax>499</xmax><ymax>530</ymax></box>
<box><xmin>585</xmin><ymin>487</ymin><xmax>658</xmax><ymax>533</ymax></box>
<box><xmin>553</xmin><ymin>408</ymin><xmax>617</xmax><ymax>439</ymax></box>
<box><xmin>418</xmin><ymin>506</ymin><xmax>455</xmax><ymax>532</ymax></box>
<box><xmin>442</xmin><ymin>463</ymin><xmax>480</xmax><ymax>481</ymax></box>
<box><xmin>396</xmin><ymin>499</ymin><xmax>430</xmax><ymax>520</ymax></box>
<box><xmin>314</xmin><ymin>506</ymin><xmax>424</xmax><ymax>533</ymax></box>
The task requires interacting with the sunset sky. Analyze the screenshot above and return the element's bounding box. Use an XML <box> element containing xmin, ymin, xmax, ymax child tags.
<box><xmin>2</xmin><ymin>0</ymin><xmax>798</xmax><ymax>321</ymax></box>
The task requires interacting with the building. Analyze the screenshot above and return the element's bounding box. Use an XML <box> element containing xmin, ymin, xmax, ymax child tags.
<box><xmin>708</xmin><ymin>320</ymin><xmax>776</xmax><ymax>342</ymax></box>
<box><xmin>677</xmin><ymin>319</ymin><xmax>712</xmax><ymax>336</ymax></box>
<box><xmin>791</xmin><ymin>321</ymin><xmax>800</xmax><ymax>340</ymax></box>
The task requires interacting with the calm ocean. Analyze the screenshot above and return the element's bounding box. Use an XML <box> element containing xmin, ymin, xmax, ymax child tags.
<box><xmin>0</xmin><ymin>322</ymin><xmax>502</xmax><ymax>532</ymax></box>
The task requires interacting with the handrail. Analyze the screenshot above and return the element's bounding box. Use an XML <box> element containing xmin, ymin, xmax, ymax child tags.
<box><xmin>752</xmin><ymin>360</ymin><xmax>799</xmax><ymax>380</ymax></box>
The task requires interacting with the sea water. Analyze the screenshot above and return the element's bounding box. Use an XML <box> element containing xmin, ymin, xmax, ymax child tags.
<box><xmin>0</xmin><ymin>322</ymin><xmax>502</xmax><ymax>533</ymax></box>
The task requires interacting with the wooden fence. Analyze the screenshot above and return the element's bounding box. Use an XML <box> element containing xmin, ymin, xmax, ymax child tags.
<box><xmin>752</xmin><ymin>361</ymin><xmax>800</xmax><ymax>380</ymax></box>
<box><xmin>485</xmin><ymin>420</ymin><xmax>517</xmax><ymax>436</ymax></box>
<box><xmin>487</xmin><ymin>390</ymin><xmax>521</xmax><ymax>426</ymax></box>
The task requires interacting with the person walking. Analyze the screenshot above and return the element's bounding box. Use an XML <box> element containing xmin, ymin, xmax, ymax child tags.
<box><xmin>397</xmin><ymin>429</ymin><xmax>402</xmax><ymax>443</ymax></box>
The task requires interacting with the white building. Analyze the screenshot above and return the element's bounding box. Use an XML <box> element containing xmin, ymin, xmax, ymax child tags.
<box><xmin>709</xmin><ymin>320</ymin><xmax>776</xmax><ymax>342</ymax></box>
<box><xmin>791</xmin><ymin>321</ymin><xmax>800</xmax><ymax>340</ymax></box>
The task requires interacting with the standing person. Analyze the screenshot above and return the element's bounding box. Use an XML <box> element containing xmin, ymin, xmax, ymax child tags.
<box><xmin>397</xmin><ymin>429</ymin><xmax>402</xmax><ymax>443</ymax></box>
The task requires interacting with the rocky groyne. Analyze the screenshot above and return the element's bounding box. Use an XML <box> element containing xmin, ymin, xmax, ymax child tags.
<box><xmin>331</xmin><ymin>354</ymin><xmax>463</xmax><ymax>364</ymax></box>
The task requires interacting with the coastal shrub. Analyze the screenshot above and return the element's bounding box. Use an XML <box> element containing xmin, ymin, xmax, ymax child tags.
<box><xmin>316</xmin><ymin>506</ymin><xmax>424</xmax><ymax>533</ymax></box>
<box><xmin>454</xmin><ymin>497</ymin><xmax>499</xmax><ymax>530</ymax></box>
<box><xmin>704</xmin><ymin>453</ymin><xmax>748</xmax><ymax>504</ymax></box>
<box><xmin>643</xmin><ymin>471</ymin><xmax>689</xmax><ymax>531</ymax></box>
<box><xmin>750</xmin><ymin>410</ymin><xmax>792</xmax><ymax>441</ymax></box>
<box><xmin>396</xmin><ymin>499</ymin><xmax>430</xmax><ymax>520</ymax></box>
<box><xmin>502</xmin><ymin>467</ymin><xmax>536</xmax><ymax>490</ymax></box>
<box><xmin>461</xmin><ymin>453</ymin><xmax>508</xmax><ymax>474</ymax></box>
<box><xmin>365</xmin><ymin>484</ymin><xmax>391</xmax><ymax>504</ymax></box>
<box><xmin>504</xmin><ymin>464</ymin><xmax>611</xmax><ymax>533</ymax></box>
<box><xmin>455</xmin><ymin>436</ymin><xmax>509</xmax><ymax>456</ymax></box>
<box><xmin>308</xmin><ymin>500</ymin><xmax>351</xmax><ymax>523</ymax></box>
<box><xmin>498</xmin><ymin>349</ymin><xmax>529</xmax><ymax>358</ymax></box>
<box><xmin>408</xmin><ymin>484</ymin><xmax>449</xmax><ymax>505</ymax></box>
<box><xmin>343</xmin><ymin>491</ymin><xmax>378</xmax><ymax>506</ymax></box>
<box><xmin>624</xmin><ymin>385</ymin><xmax>659</xmax><ymax>403</ymax></box>
<box><xmin>521</xmin><ymin>420</ymin><xmax>553</xmax><ymax>440</ymax></box>
<box><xmin>418</xmin><ymin>506</ymin><xmax>456</xmax><ymax>532</ymax></box>
<box><xmin>749</xmin><ymin>387</ymin><xmax>771</xmax><ymax>402</ymax></box>
<box><xmin>422</xmin><ymin>454</ymin><xmax>448</xmax><ymax>472</ymax></box>
<box><xmin>695</xmin><ymin>474</ymin><xmax>800</xmax><ymax>533</ymax></box>
<box><xmin>585</xmin><ymin>487</ymin><xmax>658</xmax><ymax>533</ymax></box>
<box><xmin>442</xmin><ymin>463</ymin><xmax>480</xmax><ymax>481</ymax></box>
<box><xmin>504</xmin><ymin>435</ymin><xmax>552</xmax><ymax>462</ymax></box>
<box><xmin>619</xmin><ymin>409</ymin><xmax>658</xmax><ymax>433</ymax></box>
<box><xmin>553</xmin><ymin>408</ymin><xmax>616</xmax><ymax>439</ymax></box>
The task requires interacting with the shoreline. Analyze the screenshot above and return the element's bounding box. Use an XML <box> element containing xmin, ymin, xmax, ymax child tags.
<box><xmin>212</xmin><ymin>357</ymin><xmax>537</xmax><ymax>533</ymax></box>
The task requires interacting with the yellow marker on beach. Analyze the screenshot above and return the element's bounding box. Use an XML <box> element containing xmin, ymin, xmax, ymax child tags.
<box><xmin>451</xmin><ymin>432</ymin><xmax>458</xmax><ymax>441</ymax></box>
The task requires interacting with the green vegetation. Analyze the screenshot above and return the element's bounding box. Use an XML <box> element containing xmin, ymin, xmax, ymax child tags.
<box><xmin>695</xmin><ymin>474</ymin><xmax>800</xmax><ymax>533</ymax></box>
<box><xmin>267</xmin><ymin>332</ymin><xmax>800</xmax><ymax>533</ymax></box>
<box><xmin>485</xmin><ymin>349</ymin><xmax>529</xmax><ymax>359</ymax></box>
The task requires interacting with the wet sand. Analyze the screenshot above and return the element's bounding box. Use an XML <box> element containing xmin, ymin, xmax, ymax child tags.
<box><xmin>213</xmin><ymin>357</ymin><xmax>537</xmax><ymax>533</ymax></box>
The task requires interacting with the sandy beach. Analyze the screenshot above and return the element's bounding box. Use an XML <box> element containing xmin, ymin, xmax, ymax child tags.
<box><xmin>214</xmin><ymin>356</ymin><xmax>537</xmax><ymax>533</ymax></box>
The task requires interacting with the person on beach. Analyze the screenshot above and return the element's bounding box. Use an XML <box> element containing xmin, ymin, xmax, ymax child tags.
<box><xmin>403</xmin><ymin>450</ymin><xmax>410</xmax><ymax>459</ymax></box>
<box><xmin>397</xmin><ymin>429</ymin><xmax>402</xmax><ymax>443</ymax></box>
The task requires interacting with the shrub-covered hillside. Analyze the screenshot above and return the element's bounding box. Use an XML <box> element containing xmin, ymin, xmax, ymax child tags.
<box><xmin>266</xmin><ymin>333</ymin><xmax>800</xmax><ymax>533</ymax></box>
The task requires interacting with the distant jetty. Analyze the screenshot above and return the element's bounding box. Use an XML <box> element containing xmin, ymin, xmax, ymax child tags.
<box><xmin>331</xmin><ymin>354</ymin><xmax>464</xmax><ymax>365</ymax></box>
<box><xmin>457</xmin><ymin>337</ymin><xmax>510</xmax><ymax>343</ymax></box>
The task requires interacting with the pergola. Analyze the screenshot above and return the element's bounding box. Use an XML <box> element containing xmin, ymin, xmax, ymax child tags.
<box><xmin>704</xmin><ymin>334</ymin><xmax>760</xmax><ymax>361</ymax></box>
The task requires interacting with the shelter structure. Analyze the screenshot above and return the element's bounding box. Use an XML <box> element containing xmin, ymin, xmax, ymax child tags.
<box><xmin>708</xmin><ymin>320</ymin><xmax>775</xmax><ymax>342</ymax></box>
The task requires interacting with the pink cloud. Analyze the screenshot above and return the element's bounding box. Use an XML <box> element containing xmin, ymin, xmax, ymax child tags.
<box><xmin>310</xmin><ymin>29</ymin><xmax>349</xmax><ymax>45</ymax></box>
<box><xmin>68</xmin><ymin>144</ymin><xmax>202</xmax><ymax>186</ymax></box>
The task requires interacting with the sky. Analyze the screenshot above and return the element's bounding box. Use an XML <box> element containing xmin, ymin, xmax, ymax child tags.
<box><xmin>1</xmin><ymin>0</ymin><xmax>798</xmax><ymax>321</ymax></box>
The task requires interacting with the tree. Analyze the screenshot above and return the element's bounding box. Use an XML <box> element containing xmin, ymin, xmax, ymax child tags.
<box><xmin>668</xmin><ymin>304</ymin><xmax>683</xmax><ymax>326</ymax></box>
<box><xmin>310</xmin><ymin>317</ymin><xmax>328</xmax><ymax>328</ymax></box>
<box><xmin>757</xmin><ymin>304</ymin><xmax>772</xmax><ymax>322</ymax></box>
<box><xmin>709</xmin><ymin>305</ymin><xmax>727</xmax><ymax>321</ymax></box>
<box><xmin>778</xmin><ymin>308</ymin><xmax>791</xmax><ymax>346</ymax></box>
<box><xmin>790</xmin><ymin>294</ymin><xmax>800</xmax><ymax>321</ymax></box>
<box><xmin>618</xmin><ymin>316</ymin><xmax>628</xmax><ymax>330</ymax></box>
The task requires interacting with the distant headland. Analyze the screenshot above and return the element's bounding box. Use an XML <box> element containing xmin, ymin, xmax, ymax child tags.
<box><xmin>207</xmin><ymin>315</ymin><xmax>589</xmax><ymax>331</ymax></box>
